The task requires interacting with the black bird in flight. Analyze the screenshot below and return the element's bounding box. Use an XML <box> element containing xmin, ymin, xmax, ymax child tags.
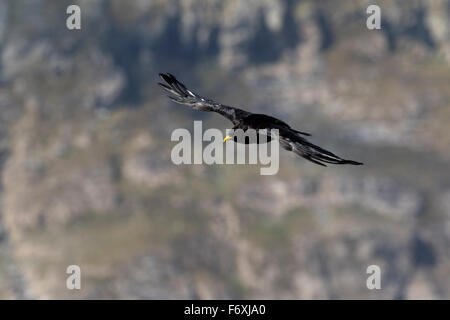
<box><xmin>158</xmin><ymin>73</ymin><xmax>362</xmax><ymax>167</ymax></box>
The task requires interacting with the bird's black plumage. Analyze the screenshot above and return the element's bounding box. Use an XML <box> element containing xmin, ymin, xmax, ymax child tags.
<box><xmin>158</xmin><ymin>73</ymin><xmax>363</xmax><ymax>167</ymax></box>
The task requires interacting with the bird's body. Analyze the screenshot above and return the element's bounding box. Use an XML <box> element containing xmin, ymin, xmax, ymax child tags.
<box><xmin>158</xmin><ymin>73</ymin><xmax>362</xmax><ymax>167</ymax></box>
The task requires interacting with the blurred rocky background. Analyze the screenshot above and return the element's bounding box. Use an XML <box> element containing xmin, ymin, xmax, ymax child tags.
<box><xmin>0</xmin><ymin>0</ymin><xmax>450</xmax><ymax>299</ymax></box>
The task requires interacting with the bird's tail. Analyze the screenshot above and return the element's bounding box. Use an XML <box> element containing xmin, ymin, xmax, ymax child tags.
<box><xmin>291</xmin><ymin>139</ymin><xmax>363</xmax><ymax>167</ymax></box>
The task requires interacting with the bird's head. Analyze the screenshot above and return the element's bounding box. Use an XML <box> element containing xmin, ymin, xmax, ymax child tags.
<box><xmin>223</xmin><ymin>126</ymin><xmax>255</xmax><ymax>143</ymax></box>
<box><xmin>223</xmin><ymin>124</ymin><xmax>246</xmax><ymax>143</ymax></box>
<box><xmin>223</xmin><ymin>134</ymin><xmax>233</xmax><ymax>143</ymax></box>
<box><xmin>223</xmin><ymin>126</ymin><xmax>238</xmax><ymax>143</ymax></box>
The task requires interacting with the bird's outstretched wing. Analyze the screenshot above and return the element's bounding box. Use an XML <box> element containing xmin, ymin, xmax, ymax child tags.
<box><xmin>158</xmin><ymin>73</ymin><xmax>250</xmax><ymax>125</ymax></box>
<box><xmin>277</xmin><ymin>127</ymin><xmax>363</xmax><ymax>167</ymax></box>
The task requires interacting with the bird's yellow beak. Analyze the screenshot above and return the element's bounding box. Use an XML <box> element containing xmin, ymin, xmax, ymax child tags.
<box><xmin>223</xmin><ymin>135</ymin><xmax>232</xmax><ymax>143</ymax></box>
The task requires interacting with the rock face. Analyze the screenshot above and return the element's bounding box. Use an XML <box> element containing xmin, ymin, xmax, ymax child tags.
<box><xmin>0</xmin><ymin>0</ymin><xmax>449</xmax><ymax>299</ymax></box>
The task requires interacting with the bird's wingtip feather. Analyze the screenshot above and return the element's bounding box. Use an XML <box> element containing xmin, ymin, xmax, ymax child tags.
<box><xmin>159</xmin><ymin>73</ymin><xmax>173</xmax><ymax>83</ymax></box>
<box><xmin>157</xmin><ymin>82</ymin><xmax>170</xmax><ymax>89</ymax></box>
<box><xmin>344</xmin><ymin>160</ymin><xmax>363</xmax><ymax>165</ymax></box>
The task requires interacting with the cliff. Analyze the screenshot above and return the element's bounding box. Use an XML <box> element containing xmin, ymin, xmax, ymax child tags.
<box><xmin>0</xmin><ymin>0</ymin><xmax>449</xmax><ymax>299</ymax></box>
